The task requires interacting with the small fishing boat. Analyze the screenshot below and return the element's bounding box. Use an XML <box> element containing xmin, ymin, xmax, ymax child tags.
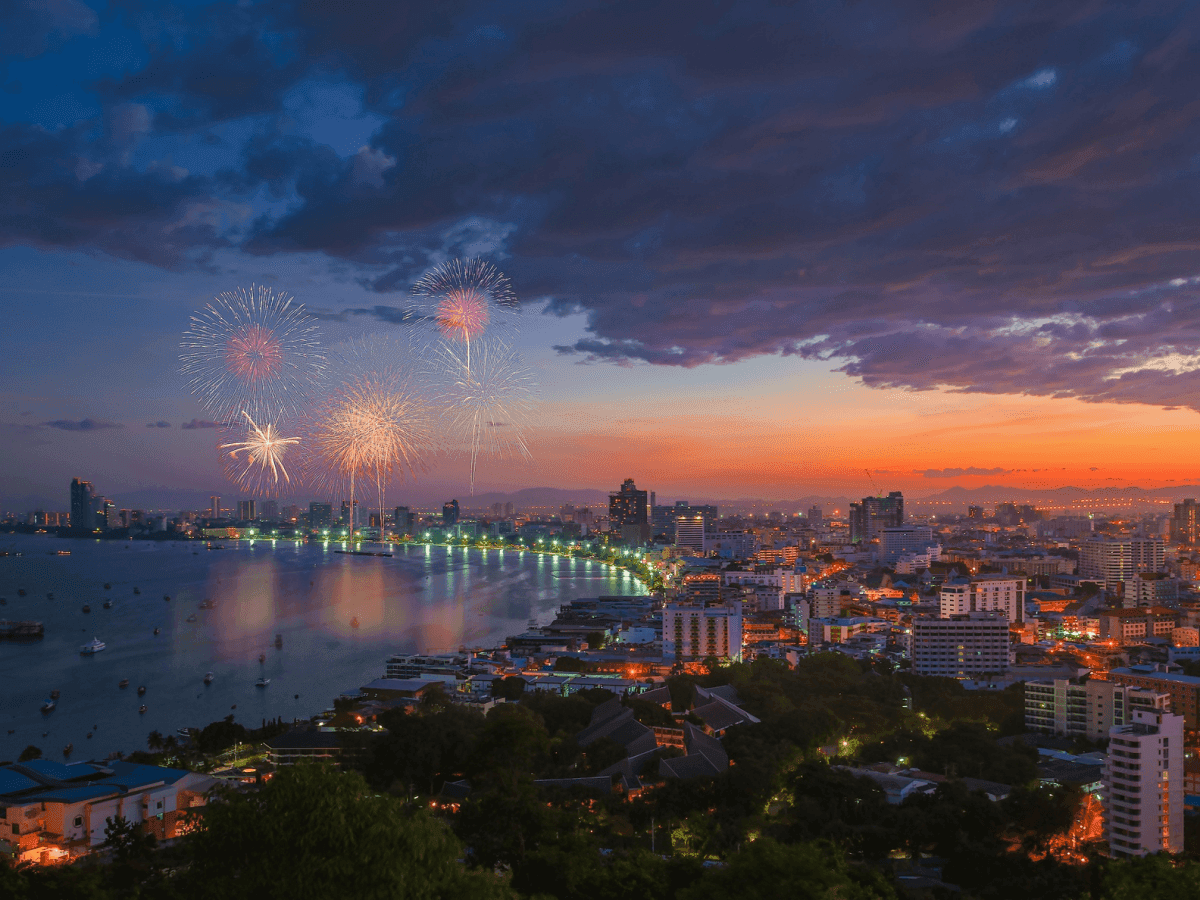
<box><xmin>153</xmin><ymin>627</ymin><xmax>161</xmax><ymax>635</ymax></box>
<box><xmin>258</xmin><ymin>653</ymin><xmax>266</xmax><ymax>664</ymax></box>
<box><xmin>82</xmin><ymin>604</ymin><xmax>91</xmax><ymax>613</ymax></box>
<box><xmin>80</xmin><ymin>638</ymin><xmax>105</xmax><ymax>655</ymax></box>
<box><xmin>138</xmin><ymin>705</ymin><xmax>147</xmax><ymax>715</ymax></box>
<box><xmin>133</xmin><ymin>587</ymin><xmax>140</xmax><ymax>595</ymax></box>
<box><xmin>119</xmin><ymin>679</ymin><xmax>129</xmax><ymax>689</ymax></box>
<box><xmin>63</xmin><ymin>743</ymin><xmax>72</xmax><ymax>757</ymax></box>
<box><xmin>47</xmin><ymin>593</ymin><xmax>54</xmax><ymax>600</ymax></box>
<box><xmin>203</xmin><ymin>672</ymin><xmax>214</xmax><ymax>685</ymax></box>
<box><xmin>137</xmin><ymin>685</ymin><xmax>146</xmax><ymax>696</ymax></box>
<box><xmin>199</xmin><ymin>599</ymin><xmax>216</xmax><ymax>609</ymax></box>
<box><xmin>41</xmin><ymin>698</ymin><xmax>56</xmax><ymax>713</ymax></box>
<box><xmin>86</xmin><ymin>732</ymin><xmax>92</xmax><ymax>739</ymax></box>
<box><xmin>50</xmin><ymin>689</ymin><xmax>60</xmax><ymax>700</ymax></box>
<box><xmin>17</xmin><ymin>589</ymin><xmax>26</xmax><ymax>596</ymax></box>
<box><xmin>163</xmin><ymin>595</ymin><xmax>171</xmax><ymax>602</ymax></box>
<box><xmin>255</xmin><ymin>678</ymin><xmax>270</xmax><ymax>688</ymax></box>
<box><xmin>186</xmin><ymin>614</ymin><xmax>197</xmax><ymax>623</ymax></box>
<box><xmin>103</xmin><ymin>600</ymin><xmax>112</xmax><ymax>609</ymax></box>
<box><xmin>103</xmin><ymin>583</ymin><xmax>111</xmax><ymax>590</ymax></box>
<box><xmin>274</xmin><ymin>633</ymin><xmax>283</xmax><ymax>647</ymax></box>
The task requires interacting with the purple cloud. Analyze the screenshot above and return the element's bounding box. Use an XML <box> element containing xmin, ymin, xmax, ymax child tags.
<box><xmin>181</xmin><ymin>418</ymin><xmax>222</xmax><ymax>430</ymax></box>
<box><xmin>146</xmin><ymin>421</ymin><xmax>171</xmax><ymax>428</ymax></box>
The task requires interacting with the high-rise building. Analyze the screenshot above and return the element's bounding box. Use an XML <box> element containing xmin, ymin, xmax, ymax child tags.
<box><xmin>848</xmin><ymin>491</ymin><xmax>903</xmax><ymax>543</ymax></box>
<box><xmin>911</xmin><ymin>612</ymin><xmax>1011</xmax><ymax>678</ymax></box>
<box><xmin>504</xmin><ymin>502</ymin><xmax>514</xmax><ymax>518</ymax></box>
<box><xmin>609</xmin><ymin>479</ymin><xmax>648</xmax><ymax>528</ymax></box>
<box><xmin>309</xmin><ymin>502</ymin><xmax>332</xmax><ymax>530</ymax></box>
<box><xmin>879</xmin><ymin>525</ymin><xmax>936</xmax><ymax>564</ymax></box>
<box><xmin>1025</xmin><ymin>679</ymin><xmax>1169</xmax><ymax>741</ymax></box>
<box><xmin>559</xmin><ymin>503</ymin><xmax>575</xmax><ymax>523</ymax></box>
<box><xmin>967</xmin><ymin>505</ymin><xmax>983</xmax><ymax>520</ymax></box>
<box><xmin>258</xmin><ymin>500</ymin><xmax>278</xmax><ymax>521</ymax></box>
<box><xmin>1172</xmin><ymin>499</ymin><xmax>1199</xmax><ymax>545</ymax></box>
<box><xmin>394</xmin><ymin>506</ymin><xmax>414</xmax><ymax>533</ymax></box>
<box><xmin>1078</xmin><ymin>536</ymin><xmax>1165</xmax><ymax>591</ymax></box>
<box><xmin>237</xmin><ymin>500</ymin><xmax>256</xmax><ymax>521</ymax></box>
<box><xmin>939</xmin><ymin>575</ymin><xmax>1027</xmax><ymax>623</ymax></box>
<box><xmin>674</xmin><ymin>513</ymin><xmax>706</xmax><ymax>553</ymax></box>
<box><xmin>1103</xmin><ymin>708</ymin><xmax>1184</xmax><ymax>857</ymax></box>
<box><xmin>442</xmin><ymin>499</ymin><xmax>460</xmax><ymax>526</ymax></box>
<box><xmin>70</xmin><ymin>478</ymin><xmax>96</xmax><ymax>531</ymax></box>
<box><xmin>209</xmin><ymin>496</ymin><xmax>221</xmax><ymax>519</ymax></box>
<box><xmin>806</xmin><ymin>506</ymin><xmax>822</xmax><ymax>525</ymax></box>
<box><xmin>662</xmin><ymin>600</ymin><xmax>743</xmax><ymax>661</ymax></box>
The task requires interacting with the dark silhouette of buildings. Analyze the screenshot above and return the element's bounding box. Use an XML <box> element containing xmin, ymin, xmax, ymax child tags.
<box><xmin>849</xmin><ymin>491</ymin><xmax>903</xmax><ymax>543</ymax></box>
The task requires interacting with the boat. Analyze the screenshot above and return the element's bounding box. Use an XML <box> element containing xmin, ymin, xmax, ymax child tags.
<box><xmin>103</xmin><ymin>600</ymin><xmax>112</xmax><ymax>609</ymax></box>
<box><xmin>137</xmin><ymin>685</ymin><xmax>146</xmax><ymax>696</ymax></box>
<box><xmin>199</xmin><ymin>599</ymin><xmax>216</xmax><ymax>610</ymax></box>
<box><xmin>0</xmin><ymin>598</ymin><xmax>5</xmax><ymax>605</ymax></box>
<box><xmin>41</xmin><ymin>698</ymin><xmax>55</xmax><ymax>713</ymax></box>
<box><xmin>86</xmin><ymin>732</ymin><xmax>92</xmax><ymax>739</ymax></box>
<box><xmin>163</xmin><ymin>595</ymin><xmax>171</xmax><ymax>602</ymax></box>
<box><xmin>258</xmin><ymin>653</ymin><xmax>266</xmax><ymax>664</ymax></box>
<box><xmin>138</xmin><ymin>705</ymin><xmax>147</xmax><ymax>714</ymax></box>
<box><xmin>63</xmin><ymin>743</ymin><xmax>72</xmax><ymax>757</ymax></box>
<box><xmin>255</xmin><ymin>678</ymin><xmax>270</xmax><ymax>688</ymax></box>
<box><xmin>203</xmin><ymin>672</ymin><xmax>214</xmax><ymax>685</ymax></box>
<box><xmin>82</xmin><ymin>604</ymin><xmax>91</xmax><ymax>613</ymax></box>
<box><xmin>47</xmin><ymin>593</ymin><xmax>53</xmax><ymax>600</ymax></box>
<box><xmin>153</xmin><ymin>627</ymin><xmax>161</xmax><ymax>635</ymax></box>
<box><xmin>133</xmin><ymin>587</ymin><xmax>140</xmax><ymax>595</ymax></box>
<box><xmin>17</xmin><ymin>589</ymin><xmax>25</xmax><ymax>597</ymax></box>
<box><xmin>80</xmin><ymin>638</ymin><xmax>106</xmax><ymax>655</ymax></box>
<box><xmin>350</xmin><ymin>617</ymin><xmax>359</xmax><ymax>629</ymax></box>
<box><xmin>103</xmin><ymin>583</ymin><xmax>111</xmax><ymax>590</ymax></box>
<box><xmin>185</xmin><ymin>614</ymin><xmax>197</xmax><ymax>623</ymax></box>
<box><xmin>118</xmin><ymin>679</ymin><xmax>129</xmax><ymax>689</ymax></box>
<box><xmin>274</xmin><ymin>633</ymin><xmax>283</xmax><ymax>647</ymax></box>
<box><xmin>50</xmin><ymin>689</ymin><xmax>59</xmax><ymax>700</ymax></box>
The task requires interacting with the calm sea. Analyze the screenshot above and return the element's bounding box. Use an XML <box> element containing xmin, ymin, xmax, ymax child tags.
<box><xmin>0</xmin><ymin>533</ymin><xmax>643</xmax><ymax>763</ymax></box>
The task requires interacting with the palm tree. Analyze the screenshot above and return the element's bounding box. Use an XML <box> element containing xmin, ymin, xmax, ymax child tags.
<box><xmin>147</xmin><ymin>730</ymin><xmax>164</xmax><ymax>751</ymax></box>
<box><xmin>163</xmin><ymin>735</ymin><xmax>179</xmax><ymax>754</ymax></box>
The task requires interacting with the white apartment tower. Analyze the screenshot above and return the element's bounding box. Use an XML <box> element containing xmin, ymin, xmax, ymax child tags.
<box><xmin>939</xmin><ymin>575</ymin><xmax>1026</xmax><ymax>623</ymax></box>
<box><xmin>1103</xmin><ymin>708</ymin><xmax>1184</xmax><ymax>857</ymax></box>
<box><xmin>662</xmin><ymin>601</ymin><xmax>743</xmax><ymax>661</ymax></box>
<box><xmin>1079</xmin><ymin>536</ymin><xmax>1165</xmax><ymax>591</ymax></box>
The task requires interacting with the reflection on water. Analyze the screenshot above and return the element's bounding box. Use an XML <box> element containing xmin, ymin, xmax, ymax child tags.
<box><xmin>0</xmin><ymin>535</ymin><xmax>643</xmax><ymax>762</ymax></box>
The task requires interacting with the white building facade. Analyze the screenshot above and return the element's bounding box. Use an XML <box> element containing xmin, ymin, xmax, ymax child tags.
<box><xmin>1104</xmin><ymin>708</ymin><xmax>1184</xmax><ymax>857</ymax></box>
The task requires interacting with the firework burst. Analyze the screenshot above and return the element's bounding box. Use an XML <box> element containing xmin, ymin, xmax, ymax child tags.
<box><xmin>219</xmin><ymin>411</ymin><xmax>301</xmax><ymax>495</ymax></box>
<box><xmin>413</xmin><ymin>259</ymin><xmax>518</xmax><ymax>373</ymax></box>
<box><xmin>434</xmin><ymin>337</ymin><xmax>536</xmax><ymax>493</ymax></box>
<box><xmin>304</xmin><ymin>336</ymin><xmax>440</xmax><ymax>530</ymax></box>
<box><xmin>181</xmin><ymin>285</ymin><xmax>324</xmax><ymax>423</ymax></box>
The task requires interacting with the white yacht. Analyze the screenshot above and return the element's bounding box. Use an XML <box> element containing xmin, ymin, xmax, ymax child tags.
<box><xmin>203</xmin><ymin>672</ymin><xmax>214</xmax><ymax>685</ymax></box>
<box><xmin>255</xmin><ymin>677</ymin><xmax>270</xmax><ymax>688</ymax></box>
<box><xmin>80</xmin><ymin>638</ymin><xmax>106</xmax><ymax>655</ymax></box>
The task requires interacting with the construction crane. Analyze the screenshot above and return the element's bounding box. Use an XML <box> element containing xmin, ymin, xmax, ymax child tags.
<box><xmin>864</xmin><ymin>469</ymin><xmax>880</xmax><ymax>496</ymax></box>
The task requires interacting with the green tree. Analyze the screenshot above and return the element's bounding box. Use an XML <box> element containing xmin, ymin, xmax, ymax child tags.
<box><xmin>678</xmin><ymin>838</ymin><xmax>897</xmax><ymax>900</ymax></box>
<box><xmin>492</xmin><ymin>675</ymin><xmax>527</xmax><ymax>701</ymax></box>
<box><xmin>17</xmin><ymin>745</ymin><xmax>41</xmax><ymax>762</ymax></box>
<box><xmin>146</xmin><ymin>731</ymin><xmax>163</xmax><ymax>752</ymax></box>
<box><xmin>177</xmin><ymin>765</ymin><xmax>513</xmax><ymax>899</ymax></box>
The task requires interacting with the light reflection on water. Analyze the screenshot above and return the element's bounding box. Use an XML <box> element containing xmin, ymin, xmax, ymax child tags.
<box><xmin>0</xmin><ymin>534</ymin><xmax>643</xmax><ymax>763</ymax></box>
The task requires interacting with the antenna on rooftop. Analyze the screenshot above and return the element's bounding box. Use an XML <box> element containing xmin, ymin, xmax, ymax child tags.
<box><xmin>865</xmin><ymin>469</ymin><xmax>881</xmax><ymax>496</ymax></box>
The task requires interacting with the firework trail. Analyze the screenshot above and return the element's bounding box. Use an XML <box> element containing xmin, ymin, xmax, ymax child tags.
<box><xmin>219</xmin><ymin>411</ymin><xmax>301</xmax><ymax>495</ymax></box>
<box><xmin>305</xmin><ymin>336</ymin><xmax>439</xmax><ymax>533</ymax></box>
<box><xmin>180</xmin><ymin>285</ymin><xmax>324</xmax><ymax>423</ymax></box>
<box><xmin>433</xmin><ymin>337</ymin><xmax>536</xmax><ymax>494</ymax></box>
<box><xmin>413</xmin><ymin>259</ymin><xmax>518</xmax><ymax>376</ymax></box>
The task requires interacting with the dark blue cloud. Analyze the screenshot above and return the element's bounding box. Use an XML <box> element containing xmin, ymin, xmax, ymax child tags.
<box><xmin>5</xmin><ymin>1</ymin><xmax>1200</xmax><ymax>409</ymax></box>
<box><xmin>43</xmin><ymin>418</ymin><xmax>123</xmax><ymax>431</ymax></box>
<box><xmin>180</xmin><ymin>418</ymin><xmax>222</xmax><ymax>430</ymax></box>
<box><xmin>146</xmin><ymin>420</ymin><xmax>170</xmax><ymax>428</ymax></box>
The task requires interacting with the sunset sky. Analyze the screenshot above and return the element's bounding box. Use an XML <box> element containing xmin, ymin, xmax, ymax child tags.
<box><xmin>4</xmin><ymin>1</ymin><xmax>1200</xmax><ymax>509</ymax></box>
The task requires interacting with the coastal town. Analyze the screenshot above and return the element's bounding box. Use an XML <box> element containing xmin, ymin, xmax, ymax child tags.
<box><xmin>4</xmin><ymin>476</ymin><xmax>1200</xmax><ymax>896</ymax></box>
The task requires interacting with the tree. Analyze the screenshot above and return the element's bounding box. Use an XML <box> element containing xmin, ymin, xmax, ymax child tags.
<box><xmin>177</xmin><ymin>765</ymin><xmax>513</xmax><ymax>899</ymax></box>
<box><xmin>17</xmin><ymin>745</ymin><xmax>41</xmax><ymax>762</ymax></box>
<box><xmin>102</xmin><ymin>814</ymin><xmax>157</xmax><ymax>892</ymax></box>
<box><xmin>146</xmin><ymin>731</ymin><xmax>163</xmax><ymax>752</ymax></box>
<box><xmin>492</xmin><ymin>675</ymin><xmax>526</xmax><ymax>701</ymax></box>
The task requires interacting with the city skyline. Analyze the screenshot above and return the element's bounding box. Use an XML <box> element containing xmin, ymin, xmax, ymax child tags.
<box><xmin>5</xmin><ymin>3</ymin><xmax>1200</xmax><ymax>507</ymax></box>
